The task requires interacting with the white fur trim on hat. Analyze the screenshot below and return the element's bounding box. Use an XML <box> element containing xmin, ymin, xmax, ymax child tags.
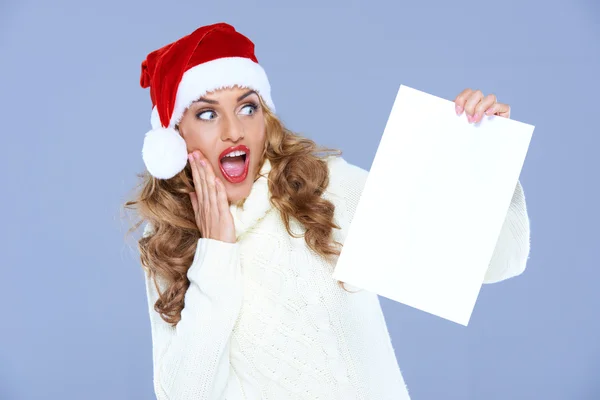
<box><xmin>141</xmin><ymin>127</ymin><xmax>188</xmax><ymax>179</ymax></box>
<box><xmin>150</xmin><ymin>56</ymin><xmax>275</xmax><ymax>130</ymax></box>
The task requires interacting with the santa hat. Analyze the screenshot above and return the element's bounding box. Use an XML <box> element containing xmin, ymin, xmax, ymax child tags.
<box><xmin>139</xmin><ymin>22</ymin><xmax>275</xmax><ymax>179</ymax></box>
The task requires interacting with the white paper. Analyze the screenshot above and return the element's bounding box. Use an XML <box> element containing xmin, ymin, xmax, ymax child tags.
<box><xmin>332</xmin><ymin>85</ymin><xmax>534</xmax><ymax>326</ymax></box>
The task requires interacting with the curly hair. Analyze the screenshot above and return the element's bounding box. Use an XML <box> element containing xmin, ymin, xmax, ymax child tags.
<box><xmin>124</xmin><ymin>97</ymin><xmax>345</xmax><ymax>326</ymax></box>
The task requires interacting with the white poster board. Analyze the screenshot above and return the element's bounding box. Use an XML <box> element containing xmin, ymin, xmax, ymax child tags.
<box><xmin>332</xmin><ymin>85</ymin><xmax>534</xmax><ymax>326</ymax></box>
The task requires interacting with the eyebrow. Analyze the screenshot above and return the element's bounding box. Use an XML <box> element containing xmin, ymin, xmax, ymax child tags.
<box><xmin>194</xmin><ymin>89</ymin><xmax>257</xmax><ymax>105</ymax></box>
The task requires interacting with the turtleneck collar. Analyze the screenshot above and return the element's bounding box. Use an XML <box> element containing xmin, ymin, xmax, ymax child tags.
<box><xmin>229</xmin><ymin>159</ymin><xmax>273</xmax><ymax>240</ymax></box>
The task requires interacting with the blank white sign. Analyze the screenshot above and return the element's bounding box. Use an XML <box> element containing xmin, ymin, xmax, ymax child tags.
<box><xmin>332</xmin><ymin>85</ymin><xmax>534</xmax><ymax>326</ymax></box>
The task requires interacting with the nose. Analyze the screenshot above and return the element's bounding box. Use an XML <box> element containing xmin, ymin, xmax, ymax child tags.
<box><xmin>221</xmin><ymin>113</ymin><xmax>245</xmax><ymax>143</ymax></box>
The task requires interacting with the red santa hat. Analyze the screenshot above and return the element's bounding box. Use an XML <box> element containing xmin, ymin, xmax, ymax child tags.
<box><xmin>139</xmin><ymin>22</ymin><xmax>275</xmax><ymax>179</ymax></box>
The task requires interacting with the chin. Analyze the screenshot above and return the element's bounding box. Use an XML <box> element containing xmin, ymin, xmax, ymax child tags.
<box><xmin>220</xmin><ymin>163</ymin><xmax>257</xmax><ymax>204</ymax></box>
<box><xmin>217</xmin><ymin>144</ymin><xmax>262</xmax><ymax>204</ymax></box>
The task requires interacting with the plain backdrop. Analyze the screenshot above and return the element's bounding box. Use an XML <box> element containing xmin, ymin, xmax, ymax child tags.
<box><xmin>1</xmin><ymin>0</ymin><xmax>598</xmax><ymax>399</ymax></box>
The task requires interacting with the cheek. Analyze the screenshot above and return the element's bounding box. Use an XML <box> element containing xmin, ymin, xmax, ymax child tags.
<box><xmin>181</xmin><ymin>121</ymin><xmax>218</xmax><ymax>157</ymax></box>
<box><xmin>248</xmin><ymin>120</ymin><xmax>266</xmax><ymax>154</ymax></box>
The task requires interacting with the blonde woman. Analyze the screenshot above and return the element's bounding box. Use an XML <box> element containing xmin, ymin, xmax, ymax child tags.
<box><xmin>125</xmin><ymin>22</ymin><xmax>530</xmax><ymax>400</ymax></box>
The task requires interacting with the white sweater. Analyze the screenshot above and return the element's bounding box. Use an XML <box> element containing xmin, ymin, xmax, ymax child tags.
<box><xmin>142</xmin><ymin>156</ymin><xmax>530</xmax><ymax>400</ymax></box>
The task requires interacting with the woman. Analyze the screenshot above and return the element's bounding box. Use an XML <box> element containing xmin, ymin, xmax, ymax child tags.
<box><xmin>125</xmin><ymin>22</ymin><xmax>530</xmax><ymax>400</ymax></box>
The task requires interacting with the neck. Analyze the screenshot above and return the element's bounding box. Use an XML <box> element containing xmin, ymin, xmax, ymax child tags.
<box><xmin>228</xmin><ymin>158</ymin><xmax>273</xmax><ymax>240</ymax></box>
<box><xmin>228</xmin><ymin>156</ymin><xmax>269</xmax><ymax>207</ymax></box>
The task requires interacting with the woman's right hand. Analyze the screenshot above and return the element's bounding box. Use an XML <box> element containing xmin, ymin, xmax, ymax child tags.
<box><xmin>188</xmin><ymin>150</ymin><xmax>236</xmax><ymax>244</ymax></box>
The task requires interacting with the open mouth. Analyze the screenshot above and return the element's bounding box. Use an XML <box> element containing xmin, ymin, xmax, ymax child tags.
<box><xmin>219</xmin><ymin>145</ymin><xmax>250</xmax><ymax>184</ymax></box>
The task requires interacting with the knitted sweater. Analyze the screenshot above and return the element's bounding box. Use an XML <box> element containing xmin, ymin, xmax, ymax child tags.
<box><xmin>142</xmin><ymin>156</ymin><xmax>530</xmax><ymax>400</ymax></box>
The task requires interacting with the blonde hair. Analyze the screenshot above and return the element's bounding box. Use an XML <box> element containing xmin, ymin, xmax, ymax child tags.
<box><xmin>124</xmin><ymin>98</ymin><xmax>345</xmax><ymax>326</ymax></box>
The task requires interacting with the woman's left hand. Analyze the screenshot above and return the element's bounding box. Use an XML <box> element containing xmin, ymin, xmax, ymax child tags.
<box><xmin>453</xmin><ymin>88</ymin><xmax>511</xmax><ymax>124</ymax></box>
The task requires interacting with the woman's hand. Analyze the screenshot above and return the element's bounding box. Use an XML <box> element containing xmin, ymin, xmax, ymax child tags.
<box><xmin>188</xmin><ymin>150</ymin><xmax>236</xmax><ymax>244</ymax></box>
<box><xmin>454</xmin><ymin>88</ymin><xmax>511</xmax><ymax>124</ymax></box>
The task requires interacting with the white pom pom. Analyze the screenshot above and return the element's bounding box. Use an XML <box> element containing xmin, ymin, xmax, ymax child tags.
<box><xmin>141</xmin><ymin>127</ymin><xmax>188</xmax><ymax>179</ymax></box>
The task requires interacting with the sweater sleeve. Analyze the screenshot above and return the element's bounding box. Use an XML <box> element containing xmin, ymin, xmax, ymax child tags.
<box><xmin>482</xmin><ymin>179</ymin><xmax>531</xmax><ymax>283</ymax></box>
<box><xmin>142</xmin><ymin>223</ymin><xmax>246</xmax><ymax>400</ymax></box>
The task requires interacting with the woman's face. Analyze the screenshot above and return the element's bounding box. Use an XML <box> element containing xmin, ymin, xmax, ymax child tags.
<box><xmin>178</xmin><ymin>86</ymin><xmax>266</xmax><ymax>203</ymax></box>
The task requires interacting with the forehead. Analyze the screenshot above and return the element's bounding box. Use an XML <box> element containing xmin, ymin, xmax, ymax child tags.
<box><xmin>203</xmin><ymin>86</ymin><xmax>256</xmax><ymax>100</ymax></box>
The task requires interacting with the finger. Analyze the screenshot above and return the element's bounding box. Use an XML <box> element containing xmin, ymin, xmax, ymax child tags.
<box><xmin>196</xmin><ymin>152</ymin><xmax>216</xmax><ymax>208</ymax></box>
<box><xmin>454</xmin><ymin>88</ymin><xmax>473</xmax><ymax>115</ymax></box>
<box><xmin>188</xmin><ymin>153</ymin><xmax>202</xmax><ymax>212</ymax></box>
<box><xmin>216</xmin><ymin>178</ymin><xmax>235</xmax><ymax>242</ymax></box>
<box><xmin>200</xmin><ymin>156</ymin><xmax>220</xmax><ymax>226</ymax></box>
<box><xmin>197</xmin><ymin>152</ymin><xmax>217</xmax><ymax>183</ymax></box>
<box><xmin>474</xmin><ymin>93</ymin><xmax>497</xmax><ymax>123</ymax></box>
<box><xmin>464</xmin><ymin>90</ymin><xmax>484</xmax><ymax>122</ymax></box>
<box><xmin>486</xmin><ymin>102</ymin><xmax>511</xmax><ymax>118</ymax></box>
<box><xmin>194</xmin><ymin>152</ymin><xmax>210</xmax><ymax>217</ymax></box>
<box><xmin>197</xmin><ymin>152</ymin><xmax>219</xmax><ymax>181</ymax></box>
<box><xmin>206</xmin><ymin>172</ymin><xmax>219</xmax><ymax>222</ymax></box>
<box><xmin>189</xmin><ymin>191</ymin><xmax>198</xmax><ymax>217</ymax></box>
<box><xmin>215</xmin><ymin>177</ymin><xmax>230</xmax><ymax>217</ymax></box>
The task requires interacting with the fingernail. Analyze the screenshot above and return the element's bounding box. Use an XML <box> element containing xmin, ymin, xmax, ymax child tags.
<box><xmin>467</xmin><ymin>115</ymin><xmax>473</xmax><ymax>123</ymax></box>
<box><xmin>473</xmin><ymin>113</ymin><xmax>480</xmax><ymax>122</ymax></box>
<box><xmin>455</xmin><ymin>105</ymin><xmax>463</xmax><ymax>115</ymax></box>
<box><xmin>199</xmin><ymin>160</ymin><xmax>206</xmax><ymax>167</ymax></box>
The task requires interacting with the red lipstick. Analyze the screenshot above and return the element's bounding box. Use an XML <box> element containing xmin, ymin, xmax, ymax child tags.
<box><xmin>218</xmin><ymin>145</ymin><xmax>250</xmax><ymax>184</ymax></box>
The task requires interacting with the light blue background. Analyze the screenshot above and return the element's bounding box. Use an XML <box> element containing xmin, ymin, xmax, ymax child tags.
<box><xmin>1</xmin><ymin>0</ymin><xmax>598</xmax><ymax>399</ymax></box>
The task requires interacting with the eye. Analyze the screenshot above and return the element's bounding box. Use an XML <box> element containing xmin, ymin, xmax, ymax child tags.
<box><xmin>239</xmin><ymin>104</ymin><xmax>257</xmax><ymax>116</ymax></box>
<box><xmin>196</xmin><ymin>110</ymin><xmax>216</xmax><ymax>120</ymax></box>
